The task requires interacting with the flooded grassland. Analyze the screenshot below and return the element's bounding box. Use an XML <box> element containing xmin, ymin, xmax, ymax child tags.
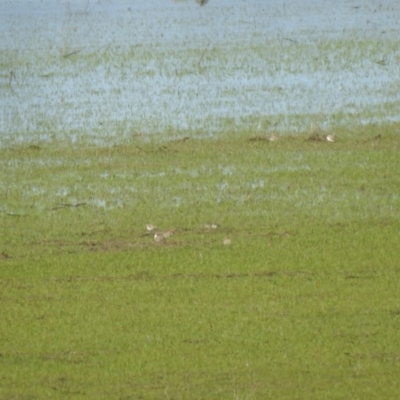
<box><xmin>1</xmin><ymin>1</ymin><xmax>400</xmax><ymax>399</ymax></box>
<box><xmin>1</xmin><ymin>0</ymin><xmax>400</xmax><ymax>146</ymax></box>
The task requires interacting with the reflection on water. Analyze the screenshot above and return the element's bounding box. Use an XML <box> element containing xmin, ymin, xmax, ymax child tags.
<box><xmin>1</xmin><ymin>0</ymin><xmax>400</xmax><ymax>146</ymax></box>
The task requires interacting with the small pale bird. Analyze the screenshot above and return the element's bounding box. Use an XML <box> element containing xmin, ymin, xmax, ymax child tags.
<box><xmin>326</xmin><ymin>135</ymin><xmax>335</xmax><ymax>142</ymax></box>
<box><xmin>154</xmin><ymin>230</ymin><xmax>174</xmax><ymax>242</ymax></box>
<box><xmin>205</xmin><ymin>223</ymin><xmax>218</xmax><ymax>229</ymax></box>
<box><xmin>154</xmin><ymin>232</ymin><xmax>164</xmax><ymax>242</ymax></box>
<box><xmin>146</xmin><ymin>224</ymin><xmax>156</xmax><ymax>232</ymax></box>
<box><xmin>269</xmin><ymin>134</ymin><xmax>278</xmax><ymax>142</ymax></box>
<box><xmin>223</xmin><ymin>237</ymin><xmax>232</xmax><ymax>245</ymax></box>
<box><xmin>161</xmin><ymin>230</ymin><xmax>174</xmax><ymax>238</ymax></box>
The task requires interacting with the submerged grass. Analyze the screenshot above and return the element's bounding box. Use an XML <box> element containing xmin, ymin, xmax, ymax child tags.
<box><xmin>1</xmin><ymin>123</ymin><xmax>400</xmax><ymax>399</ymax></box>
<box><xmin>3</xmin><ymin>29</ymin><xmax>400</xmax><ymax>146</ymax></box>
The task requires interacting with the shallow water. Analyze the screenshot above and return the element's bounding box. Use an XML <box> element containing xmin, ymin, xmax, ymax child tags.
<box><xmin>1</xmin><ymin>0</ymin><xmax>400</xmax><ymax>146</ymax></box>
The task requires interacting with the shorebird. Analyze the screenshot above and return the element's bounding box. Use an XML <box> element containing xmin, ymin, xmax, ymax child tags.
<box><xmin>205</xmin><ymin>223</ymin><xmax>218</xmax><ymax>229</ymax></box>
<box><xmin>154</xmin><ymin>232</ymin><xmax>163</xmax><ymax>242</ymax></box>
<box><xmin>326</xmin><ymin>135</ymin><xmax>335</xmax><ymax>142</ymax></box>
<box><xmin>146</xmin><ymin>224</ymin><xmax>156</xmax><ymax>232</ymax></box>
<box><xmin>223</xmin><ymin>237</ymin><xmax>232</xmax><ymax>245</ymax></box>
<box><xmin>269</xmin><ymin>134</ymin><xmax>278</xmax><ymax>142</ymax></box>
<box><xmin>161</xmin><ymin>230</ymin><xmax>174</xmax><ymax>238</ymax></box>
<box><xmin>154</xmin><ymin>230</ymin><xmax>174</xmax><ymax>242</ymax></box>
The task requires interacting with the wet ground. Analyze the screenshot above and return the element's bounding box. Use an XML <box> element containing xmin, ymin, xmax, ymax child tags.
<box><xmin>1</xmin><ymin>0</ymin><xmax>400</xmax><ymax>146</ymax></box>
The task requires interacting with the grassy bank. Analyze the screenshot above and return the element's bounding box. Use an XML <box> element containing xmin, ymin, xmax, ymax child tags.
<box><xmin>1</xmin><ymin>123</ymin><xmax>400</xmax><ymax>399</ymax></box>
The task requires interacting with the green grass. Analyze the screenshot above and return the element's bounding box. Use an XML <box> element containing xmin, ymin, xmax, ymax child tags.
<box><xmin>1</xmin><ymin>123</ymin><xmax>400</xmax><ymax>399</ymax></box>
